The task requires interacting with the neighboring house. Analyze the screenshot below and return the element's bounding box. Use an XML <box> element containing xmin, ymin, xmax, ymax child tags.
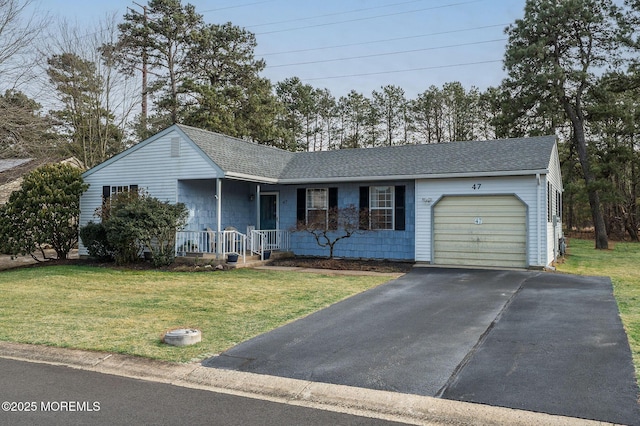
<box><xmin>0</xmin><ymin>157</ymin><xmax>84</xmax><ymax>205</ymax></box>
<box><xmin>0</xmin><ymin>158</ymin><xmax>34</xmax><ymax>205</ymax></box>
<box><xmin>79</xmin><ymin>124</ymin><xmax>563</xmax><ymax>269</ymax></box>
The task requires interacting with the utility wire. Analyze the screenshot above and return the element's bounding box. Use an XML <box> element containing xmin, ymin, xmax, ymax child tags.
<box><xmin>301</xmin><ymin>59</ymin><xmax>503</xmax><ymax>81</ymax></box>
<box><xmin>258</xmin><ymin>24</ymin><xmax>509</xmax><ymax>57</ymax></box>
<box><xmin>267</xmin><ymin>39</ymin><xmax>506</xmax><ymax>68</ymax></box>
<box><xmin>244</xmin><ymin>0</ymin><xmax>428</xmax><ymax>28</ymax></box>
<box><xmin>256</xmin><ymin>0</ymin><xmax>485</xmax><ymax>35</ymax></box>
<box><xmin>200</xmin><ymin>1</ymin><xmax>275</xmax><ymax>13</ymax></box>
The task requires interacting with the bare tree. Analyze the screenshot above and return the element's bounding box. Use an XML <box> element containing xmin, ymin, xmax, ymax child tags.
<box><xmin>294</xmin><ymin>204</ymin><xmax>368</xmax><ymax>259</ymax></box>
<box><xmin>0</xmin><ymin>0</ymin><xmax>46</xmax><ymax>90</ymax></box>
<box><xmin>0</xmin><ymin>0</ymin><xmax>52</xmax><ymax>158</ymax></box>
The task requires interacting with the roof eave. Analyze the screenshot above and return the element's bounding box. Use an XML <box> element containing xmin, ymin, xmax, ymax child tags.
<box><xmin>276</xmin><ymin>169</ymin><xmax>549</xmax><ymax>184</ymax></box>
<box><xmin>225</xmin><ymin>171</ymin><xmax>279</xmax><ymax>184</ymax></box>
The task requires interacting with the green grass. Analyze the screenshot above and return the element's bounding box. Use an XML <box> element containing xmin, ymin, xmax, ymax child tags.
<box><xmin>0</xmin><ymin>266</ymin><xmax>390</xmax><ymax>363</ymax></box>
<box><xmin>558</xmin><ymin>238</ymin><xmax>640</xmax><ymax>379</ymax></box>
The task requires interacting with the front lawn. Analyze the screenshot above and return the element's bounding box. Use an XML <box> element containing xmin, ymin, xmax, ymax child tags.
<box><xmin>557</xmin><ymin>238</ymin><xmax>640</xmax><ymax>378</ymax></box>
<box><xmin>0</xmin><ymin>266</ymin><xmax>390</xmax><ymax>363</ymax></box>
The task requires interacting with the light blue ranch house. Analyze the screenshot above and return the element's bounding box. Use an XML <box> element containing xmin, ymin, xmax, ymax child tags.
<box><xmin>79</xmin><ymin>124</ymin><xmax>563</xmax><ymax>269</ymax></box>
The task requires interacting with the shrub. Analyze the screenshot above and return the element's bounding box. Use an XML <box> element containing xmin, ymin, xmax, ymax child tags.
<box><xmin>100</xmin><ymin>191</ymin><xmax>188</xmax><ymax>267</ymax></box>
<box><xmin>79</xmin><ymin>221</ymin><xmax>114</xmax><ymax>261</ymax></box>
<box><xmin>0</xmin><ymin>163</ymin><xmax>88</xmax><ymax>260</ymax></box>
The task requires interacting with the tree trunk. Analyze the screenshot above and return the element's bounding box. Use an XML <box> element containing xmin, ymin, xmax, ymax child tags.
<box><xmin>564</xmin><ymin>101</ymin><xmax>608</xmax><ymax>249</ymax></box>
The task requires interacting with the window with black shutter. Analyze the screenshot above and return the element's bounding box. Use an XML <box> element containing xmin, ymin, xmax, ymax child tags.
<box><xmin>296</xmin><ymin>187</ymin><xmax>338</xmax><ymax>229</ymax></box>
<box><xmin>359</xmin><ymin>185</ymin><xmax>405</xmax><ymax>230</ymax></box>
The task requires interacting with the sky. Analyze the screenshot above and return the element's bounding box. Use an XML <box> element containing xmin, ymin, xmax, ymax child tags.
<box><xmin>35</xmin><ymin>0</ymin><xmax>528</xmax><ymax>98</ymax></box>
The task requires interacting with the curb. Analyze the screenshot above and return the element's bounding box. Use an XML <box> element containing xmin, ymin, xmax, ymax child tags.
<box><xmin>0</xmin><ymin>342</ymin><xmax>610</xmax><ymax>426</ymax></box>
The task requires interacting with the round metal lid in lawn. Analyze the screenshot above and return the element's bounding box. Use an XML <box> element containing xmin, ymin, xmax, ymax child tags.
<box><xmin>163</xmin><ymin>328</ymin><xmax>202</xmax><ymax>346</ymax></box>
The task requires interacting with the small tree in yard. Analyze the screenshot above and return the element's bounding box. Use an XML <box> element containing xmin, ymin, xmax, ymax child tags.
<box><xmin>0</xmin><ymin>163</ymin><xmax>88</xmax><ymax>260</ymax></box>
<box><xmin>294</xmin><ymin>204</ymin><xmax>367</xmax><ymax>259</ymax></box>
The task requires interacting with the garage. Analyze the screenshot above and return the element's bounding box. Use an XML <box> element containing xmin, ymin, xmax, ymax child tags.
<box><xmin>433</xmin><ymin>195</ymin><xmax>527</xmax><ymax>268</ymax></box>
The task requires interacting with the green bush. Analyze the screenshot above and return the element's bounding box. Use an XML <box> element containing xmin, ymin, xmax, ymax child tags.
<box><xmin>0</xmin><ymin>163</ymin><xmax>88</xmax><ymax>260</ymax></box>
<box><xmin>79</xmin><ymin>221</ymin><xmax>114</xmax><ymax>261</ymax></box>
<box><xmin>99</xmin><ymin>191</ymin><xmax>188</xmax><ymax>267</ymax></box>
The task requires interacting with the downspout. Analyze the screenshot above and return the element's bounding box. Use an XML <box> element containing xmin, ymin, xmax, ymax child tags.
<box><xmin>256</xmin><ymin>184</ymin><xmax>262</xmax><ymax>260</ymax></box>
<box><xmin>536</xmin><ymin>174</ymin><xmax>541</xmax><ymax>266</ymax></box>
<box><xmin>256</xmin><ymin>184</ymin><xmax>261</xmax><ymax>229</ymax></box>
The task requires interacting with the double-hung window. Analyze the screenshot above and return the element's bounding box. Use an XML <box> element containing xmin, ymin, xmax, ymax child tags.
<box><xmin>297</xmin><ymin>187</ymin><xmax>338</xmax><ymax>230</ymax></box>
<box><xmin>359</xmin><ymin>185</ymin><xmax>405</xmax><ymax>231</ymax></box>
<box><xmin>306</xmin><ymin>188</ymin><xmax>328</xmax><ymax>227</ymax></box>
<box><xmin>369</xmin><ymin>186</ymin><xmax>394</xmax><ymax>230</ymax></box>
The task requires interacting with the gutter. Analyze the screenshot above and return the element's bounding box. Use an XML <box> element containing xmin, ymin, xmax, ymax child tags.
<box><xmin>275</xmin><ymin>169</ymin><xmax>550</xmax><ymax>185</ymax></box>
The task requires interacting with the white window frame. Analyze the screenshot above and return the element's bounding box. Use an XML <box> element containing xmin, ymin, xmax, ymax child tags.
<box><xmin>110</xmin><ymin>185</ymin><xmax>137</xmax><ymax>197</ymax></box>
<box><xmin>369</xmin><ymin>186</ymin><xmax>395</xmax><ymax>230</ymax></box>
<box><xmin>306</xmin><ymin>188</ymin><xmax>328</xmax><ymax>227</ymax></box>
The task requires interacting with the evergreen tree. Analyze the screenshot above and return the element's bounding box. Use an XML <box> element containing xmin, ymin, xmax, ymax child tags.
<box><xmin>503</xmin><ymin>0</ymin><xmax>624</xmax><ymax>249</ymax></box>
<box><xmin>110</xmin><ymin>0</ymin><xmax>204</xmax><ymax>131</ymax></box>
<box><xmin>47</xmin><ymin>53</ymin><xmax>124</xmax><ymax>168</ymax></box>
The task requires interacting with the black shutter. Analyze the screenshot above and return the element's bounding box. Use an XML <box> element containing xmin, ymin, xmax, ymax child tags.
<box><xmin>328</xmin><ymin>187</ymin><xmax>338</xmax><ymax>209</ymax></box>
<box><xmin>130</xmin><ymin>184</ymin><xmax>138</xmax><ymax>193</ymax></box>
<box><xmin>394</xmin><ymin>185</ymin><xmax>405</xmax><ymax>231</ymax></box>
<box><xmin>359</xmin><ymin>186</ymin><xmax>369</xmax><ymax>230</ymax></box>
<box><xmin>328</xmin><ymin>188</ymin><xmax>338</xmax><ymax>230</ymax></box>
<box><xmin>297</xmin><ymin>188</ymin><xmax>306</xmax><ymax>223</ymax></box>
<box><xmin>102</xmin><ymin>186</ymin><xmax>110</xmax><ymax>202</ymax></box>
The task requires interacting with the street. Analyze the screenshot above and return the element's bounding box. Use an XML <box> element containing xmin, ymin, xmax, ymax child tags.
<box><xmin>0</xmin><ymin>358</ymin><xmax>405</xmax><ymax>426</ymax></box>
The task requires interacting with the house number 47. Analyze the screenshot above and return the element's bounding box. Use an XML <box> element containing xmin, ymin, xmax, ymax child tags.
<box><xmin>472</xmin><ymin>183</ymin><xmax>482</xmax><ymax>190</ymax></box>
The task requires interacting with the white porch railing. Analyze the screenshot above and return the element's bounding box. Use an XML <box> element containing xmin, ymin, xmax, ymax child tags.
<box><xmin>176</xmin><ymin>229</ymin><xmax>290</xmax><ymax>261</ymax></box>
<box><xmin>175</xmin><ymin>229</ymin><xmax>247</xmax><ymax>263</ymax></box>
<box><xmin>249</xmin><ymin>229</ymin><xmax>291</xmax><ymax>260</ymax></box>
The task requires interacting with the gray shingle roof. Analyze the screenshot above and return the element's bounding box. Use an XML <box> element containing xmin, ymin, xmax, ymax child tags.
<box><xmin>177</xmin><ymin>125</ymin><xmax>556</xmax><ymax>183</ymax></box>
<box><xmin>178</xmin><ymin>125</ymin><xmax>293</xmax><ymax>180</ymax></box>
<box><xmin>281</xmin><ymin>136</ymin><xmax>556</xmax><ymax>181</ymax></box>
<box><xmin>0</xmin><ymin>158</ymin><xmax>31</xmax><ymax>173</ymax></box>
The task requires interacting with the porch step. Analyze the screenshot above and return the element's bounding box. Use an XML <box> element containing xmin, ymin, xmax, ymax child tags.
<box><xmin>174</xmin><ymin>251</ymin><xmax>293</xmax><ymax>269</ymax></box>
<box><xmin>231</xmin><ymin>251</ymin><xmax>293</xmax><ymax>268</ymax></box>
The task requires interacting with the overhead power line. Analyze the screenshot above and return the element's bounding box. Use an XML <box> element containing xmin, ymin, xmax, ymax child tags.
<box><xmin>200</xmin><ymin>1</ymin><xmax>275</xmax><ymax>13</ymax></box>
<box><xmin>255</xmin><ymin>0</ymin><xmax>486</xmax><ymax>35</ymax></box>
<box><xmin>301</xmin><ymin>59</ymin><xmax>503</xmax><ymax>81</ymax></box>
<box><xmin>259</xmin><ymin>23</ymin><xmax>509</xmax><ymax>57</ymax></box>
<box><xmin>245</xmin><ymin>0</ymin><xmax>428</xmax><ymax>28</ymax></box>
<box><xmin>266</xmin><ymin>39</ymin><xmax>507</xmax><ymax>68</ymax></box>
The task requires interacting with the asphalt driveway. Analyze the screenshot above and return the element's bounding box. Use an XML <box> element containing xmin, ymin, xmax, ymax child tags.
<box><xmin>204</xmin><ymin>268</ymin><xmax>640</xmax><ymax>425</ymax></box>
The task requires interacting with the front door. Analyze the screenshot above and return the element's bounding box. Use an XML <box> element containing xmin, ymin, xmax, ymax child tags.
<box><xmin>260</xmin><ymin>193</ymin><xmax>278</xmax><ymax>230</ymax></box>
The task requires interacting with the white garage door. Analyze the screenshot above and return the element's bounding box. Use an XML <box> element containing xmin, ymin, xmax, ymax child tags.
<box><xmin>433</xmin><ymin>195</ymin><xmax>527</xmax><ymax>268</ymax></box>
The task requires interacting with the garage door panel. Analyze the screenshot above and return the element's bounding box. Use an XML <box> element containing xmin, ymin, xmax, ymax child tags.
<box><xmin>436</xmin><ymin>250</ymin><xmax>526</xmax><ymax>263</ymax></box>
<box><xmin>435</xmin><ymin>217</ymin><xmax>525</xmax><ymax>226</ymax></box>
<box><xmin>434</xmin><ymin>241</ymin><xmax>526</xmax><ymax>254</ymax></box>
<box><xmin>435</xmin><ymin>224</ymin><xmax>525</xmax><ymax>236</ymax></box>
<box><xmin>433</xmin><ymin>195</ymin><xmax>527</xmax><ymax>268</ymax></box>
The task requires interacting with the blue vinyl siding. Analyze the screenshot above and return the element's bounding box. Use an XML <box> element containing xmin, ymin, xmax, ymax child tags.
<box><xmin>268</xmin><ymin>181</ymin><xmax>415</xmax><ymax>260</ymax></box>
<box><xmin>178</xmin><ymin>179</ymin><xmax>256</xmax><ymax>233</ymax></box>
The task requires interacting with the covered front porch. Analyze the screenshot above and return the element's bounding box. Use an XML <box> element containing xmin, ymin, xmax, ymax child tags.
<box><xmin>174</xmin><ymin>178</ymin><xmax>290</xmax><ymax>262</ymax></box>
<box><xmin>175</xmin><ymin>228</ymin><xmax>290</xmax><ymax>263</ymax></box>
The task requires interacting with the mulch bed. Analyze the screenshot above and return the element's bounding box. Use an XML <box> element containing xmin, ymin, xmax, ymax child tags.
<box><xmin>268</xmin><ymin>257</ymin><xmax>414</xmax><ymax>273</ymax></box>
<box><xmin>1</xmin><ymin>254</ymin><xmax>414</xmax><ymax>274</ymax></box>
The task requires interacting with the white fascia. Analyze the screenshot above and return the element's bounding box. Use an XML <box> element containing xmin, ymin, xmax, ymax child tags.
<box><xmin>276</xmin><ymin>169</ymin><xmax>549</xmax><ymax>184</ymax></box>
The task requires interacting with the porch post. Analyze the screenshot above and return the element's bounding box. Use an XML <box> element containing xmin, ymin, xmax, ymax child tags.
<box><xmin>216</xmin><ymin>179</ymin><xmax>222</xmax><ymax>257</ymax></box>
<box><xmin>256</xmin><ymin>184</ymin><xmax>261</xmax><ymax>229</ymax></box>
